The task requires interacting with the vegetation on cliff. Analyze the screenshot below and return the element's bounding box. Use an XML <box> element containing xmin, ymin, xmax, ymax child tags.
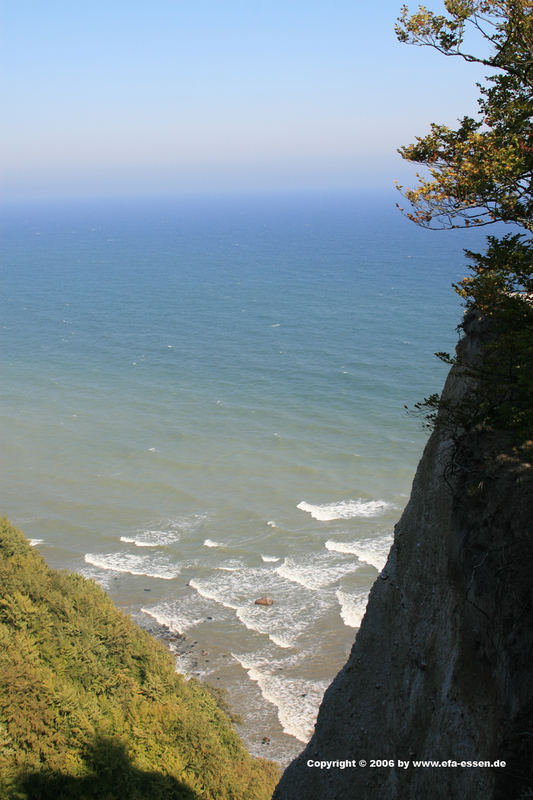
<box><xmin>0</xmin><ymin>518</ymin><xmax>278</xmax><ymax>800</ymax></box>
<box><xmin>397</xmin><ymin>0</ymin><xmax>533</xmax><ymax>436</ymax></box>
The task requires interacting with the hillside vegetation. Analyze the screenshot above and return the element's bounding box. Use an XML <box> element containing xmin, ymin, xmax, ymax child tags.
<box><xmin>0</xmin><ymin>518</ymin><xmax>278</xmax><ymax>800</ymax></box>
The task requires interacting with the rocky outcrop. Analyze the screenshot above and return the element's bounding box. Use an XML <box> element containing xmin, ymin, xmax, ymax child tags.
<box><xmin>274</xmin><ymin>313</ymin><xmax>533</xmax><ymax>800</ymax></box>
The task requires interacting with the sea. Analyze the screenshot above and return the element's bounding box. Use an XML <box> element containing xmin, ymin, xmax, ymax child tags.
<box><xmin>1</xmin><ymin>190</ymin><xmax>489</xmax><ymax>764</ymax></box>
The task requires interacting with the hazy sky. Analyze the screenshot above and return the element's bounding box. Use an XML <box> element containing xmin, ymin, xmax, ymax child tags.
<box><xmin>2</xmin><ymin>0</ymin><xmax>488</xmax><ymax>199</ymax></box>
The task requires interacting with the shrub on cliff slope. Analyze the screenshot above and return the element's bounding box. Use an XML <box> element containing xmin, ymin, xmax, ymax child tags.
<box><xmin>0</xmin><ymin>518</ymin><xmax>278</xmax><ymax>800</ymax></box>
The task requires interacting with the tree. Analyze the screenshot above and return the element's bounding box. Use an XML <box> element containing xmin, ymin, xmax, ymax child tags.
<box><xmin>395</xmin><ymin>0</ymin><xmax>533</xmax><ymax>232</ymax></box>
<box><xmin>397</xmin><ymin>1</ymin><xmax>533</xmax><ymax>436</ymax></box>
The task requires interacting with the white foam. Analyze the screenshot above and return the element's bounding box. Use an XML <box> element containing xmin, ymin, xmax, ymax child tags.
<box><xmin>261</xmin><ymin>554</ymin><xmax>280</xmax><ymax>563</ymax></box>
<box><xmin>269</xmin><ymin>633</ymin><xmax>294</xmax><ymax>649</ymax></box>
<box><xmin>84</xmin><ymin>552</ymin><xmax>179</xmax><ymax>580</ymax></box>
<box><xmin>336</xmin><ymin>589</ymin><xmax>369</xmax><ymax>628</ymax></box>
<box><xmin>219</xmin><ymin>558</ymin><xmax>246</xmax><ymax>571</ymax></box>
<box><xmin>232</xmin><ymin>653</ymin><xmax>327</xmax><ymax>742</ymax></box>
<box><xmin>325</xmin><ymin>539</ymin><xmax>359</xmax><ymax>555</ymax></box>
<box><xmin>77</xmin><ymin>565</ymin><xmax>117</xmax><ymax>592</ymax></box>
<box><xmin>169</xmin><ymin>513</ymin><xmax>209</xmax><ymax>532</ymax></box>
<box><xmin>236</xmin><ymin>606</ymin><xmax>294</xmax><ymax>649</ymax></box>
<box><xmin>326</xmin><ymin>533</ymin><xmax>393</xmax><ymax>572</ymax></box>
<box><xmin>120</xmin><ymin>529</ymin><xmax>182</xmax><ymax>548</ymax></box>
<box><xmin>297</xmin><ymin>498</ymin><xmax>391</xmax><ymax>521</ymax></box>
<box><xmin>188</xmin><ymin>578</ymin><xmax>239</xmax><ymax>611</ymax></box>
<box><xmin>189</xmin><ymin>567</ymin><xmax>327</xmax><ymax>648</ymax></box>
<box><xmin>120</xmin><ymin>536</ymin><xmax>153</xmax><ymax>548</ymax></box>
<box><xmin>28</xmin><ymin>538</ymin><xmax>44</xmax><ymax>546</ymax></box>
<box><xmin>267</xmin><ymin>521</ymin><xmax>277</xmax><ymax>528</ymax></box>
<box><xmin>141</xmin><ymin>603</ymin><xmax>203</xmax><ymax>634</ymax></box>
<box><xmin>203</xmin><ymin>538</ymin><xmax>223</xmax><ymax>548</ymax></box>
<box><xmin>121</xmin><ymin>515</ymin><xmax>207</xmax><ymax>548</ymax></box>
<box><xmin>275</xmin><ymin>553</ymin><xmax>358</xmax><ymax>591</ymax></box>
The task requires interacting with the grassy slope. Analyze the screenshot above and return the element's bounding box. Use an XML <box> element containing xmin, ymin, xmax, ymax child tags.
<box><xmin>0</xmin><ymin>518</ymin><xmax>278</xmax><ymax>800</ymax></box>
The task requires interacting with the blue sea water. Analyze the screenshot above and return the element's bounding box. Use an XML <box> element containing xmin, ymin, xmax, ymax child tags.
<box><xmin>1</xmin><ymin>191</ymin><xmax>489</xmax><ymax>762</ymax></box>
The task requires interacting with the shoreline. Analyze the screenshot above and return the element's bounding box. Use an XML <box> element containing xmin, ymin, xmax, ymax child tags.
<box><xmin>137</xmin><ymin>612</ymin><xmax>304</xmax><ymax>766</ymax></box>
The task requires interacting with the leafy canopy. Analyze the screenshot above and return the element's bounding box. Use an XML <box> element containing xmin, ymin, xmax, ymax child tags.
<box><xmin>395</xmin><ymin>0</ymin><xmax>533</xmax><ymax>231</ymax></box>
<box><xmin>398</xmin><ymin>1</ymin><xmax>533</xmax><ymax>437</ymax></box>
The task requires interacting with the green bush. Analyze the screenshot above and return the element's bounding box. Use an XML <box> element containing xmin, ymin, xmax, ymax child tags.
<box><xmin>0</xmin><ymin>518</ymin><xmax>278</xmax><ymax>800</ymax></box>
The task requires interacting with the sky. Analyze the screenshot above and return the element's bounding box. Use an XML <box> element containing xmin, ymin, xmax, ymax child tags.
<box><xmin>1</xmin><ymin>0</ymin><xmax>490</xmax><ymax>200</ymax></box>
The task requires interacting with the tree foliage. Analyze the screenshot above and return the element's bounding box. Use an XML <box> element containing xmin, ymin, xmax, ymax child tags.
<box><xmin>409</xmin><ymin>235</ymin><xmax>533</xmax><ymax>436</ymax></box>
<box><xmin>0</xmin><ymin>519</ymin><xmax>278</xmax><ymax>800</ymax></box>
<box><xmin>454</xmin><ymin>235</ymin><xmax>533</xmax><ymax>432</ymax></box>
<box><xmin>395</xmin><ymin>0</ymin><xmax>533</xmax><ymax>231</ymax></box>
<box><xmin>398</xmin><ymin>1</ymin><xmax>533</xmax><ymax>437</ymax></box>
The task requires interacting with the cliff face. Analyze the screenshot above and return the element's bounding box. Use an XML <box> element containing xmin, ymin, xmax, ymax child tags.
<box><xmin>274</xmin><ymin>313</ymin><xmax>533</xmax><ymax>800</ymax></box>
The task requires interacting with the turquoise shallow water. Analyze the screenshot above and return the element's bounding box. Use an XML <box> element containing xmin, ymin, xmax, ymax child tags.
<box><xmin>1</xmin><ymin>191</ymin><xmax>488</xmax><ymax>762</ymax></box>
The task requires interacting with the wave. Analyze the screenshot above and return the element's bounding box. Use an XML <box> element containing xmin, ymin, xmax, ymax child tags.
<box><xmin>235</xmin><ymin>608</ymin><xmax>294</xmax><ymax>649</ymax></box>
<box><xmin>189</xmin><ymin>567</ymin><xmax>326</xmax><ymax>648</ymax></box>
<box><xmin>326</xmin><ymin>533</ymin><xmax>393</xmax><ymax>571</ymax></box>
<box><xmin>141</xmin><ymin>602</ymin><xmax>205</xmax><ymax>634</ymax></box>
<box><xmin>261</xmin><ymin>554</ymin><xmax>280</xmax><ymax>563</ymax></box>
<box><xmin>297</xmin><ymin>498</ymin><xmax>391</xmax><ymax>521</ymax></box>
<box><xmin>189</xmin><ymin>573</ymin><xmax>288</xmax><ymax>645</ymax></box>
<box><xmin>120</xmin><ymin>536</ymin><xmax>152</xmax><ymax>547</ymax></box>
<box><xmin>120</xmin><ymin>514</ymin><xmax>207</xmax><ymax>548</ymax></box>
<box><xmin>120</xmin><ymin>529</ymin><xmax>182</xmax><ymax>548</ymax></box>
<box><xmin>84</xmin><ymin>552</ymin><xmax>179</xmax><ymax>580</ymax></box>
<box><xmin>28</xmin><ymin>538</ymin><xmax>44</xmax><ymax>546</ymax></box>
<box><xmin>203</xmin><ymin>539</ymin><xmax>223</xmax><ymax>548</ymax></box>
<box><xmin>324</xmin><ymin>539</ymin><xmax>359</xmax><ymax>555</ymax></box>
<box><xmin>172</xmin><ymin>512</ymin><xmax>209</xmax><ymax>531</ymax></box>
<box><xmin>336</xmin><ymin>589</ymin><xmax>369</xmax><ymax>628</ymax></box>
<box><xmin>275</xmin><ymin>553</ymin><xmax>359</xmax><ymax>591</ymax></box>
<box><xmin>188</xmin><ymin>577</ymin><xmax>239</xmax><ymax>611</ymax></box>
<box><xmin>269</xmin><ymin>633</ymin><xmax>294</xmax><ymax>649</ymax></box>
<box><xmin>232</xmin><ymin>652</ymin><xmax>328</xmax><ymax>742</ymax></box>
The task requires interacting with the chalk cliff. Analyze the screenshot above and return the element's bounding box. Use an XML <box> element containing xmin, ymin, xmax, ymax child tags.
<box><xmin>274</xmin><ymin>312</ymin><xmax>533</xmax><ymax>799</ymax></box>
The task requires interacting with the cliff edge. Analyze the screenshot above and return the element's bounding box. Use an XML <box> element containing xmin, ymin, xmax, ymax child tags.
<box><xmin>274</xmin><ymin>311</ymin><xmax>533</xmax><ymax>800</ymax></box>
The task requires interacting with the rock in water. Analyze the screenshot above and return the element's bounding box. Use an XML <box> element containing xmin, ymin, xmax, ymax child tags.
<box><xmin>255</xmin><ymin>597</ymin><xmax>273</xmax><ymax>606</ymax></box>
